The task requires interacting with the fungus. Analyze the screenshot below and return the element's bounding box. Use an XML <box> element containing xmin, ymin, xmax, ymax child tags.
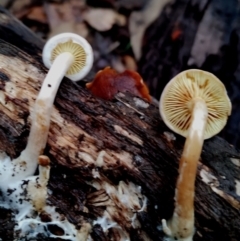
<box><xmin>159</xmin><ymin>69</ymin><xmax>231</xmax><ymax>240</ymax></box>
<box><xmin>28</xmin><ymin>155</ymin><xmax>51</xmax><ymax>212</ymax></box>
<box><xmin>1</xmin><ymin>33</ymin><xmax>93</xmax><ymax>184</ymax></box>
<box><xmin>0</xmin><ymin>33</ymin><xmax>94</xmax><ymax>240</ymax></box>
<box><xmin>86</xmin><ymin>66</ymin><xmax>151</xmax><ymax>102</ymax></box>
<box><xmin>90</xmin><ymin>179</ymin><xmax>147</xmax><ymax>238</ymax></box>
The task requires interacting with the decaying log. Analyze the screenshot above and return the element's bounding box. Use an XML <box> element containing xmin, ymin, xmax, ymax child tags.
<box><xmin>0</xmin><ymin>6</ymin><xmax>240</xmax><ymax>241</ymax></box>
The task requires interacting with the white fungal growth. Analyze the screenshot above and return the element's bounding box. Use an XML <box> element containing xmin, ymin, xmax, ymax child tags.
<box><xmin>0</xmin><ymin>155</ymin><xmax>91</xmax><ymax>240</ymax></box>
<box><xmin>93</xmin><ymin>211</ymin><xmax>118</xmax><ymax>232</ymax></box>
<box><xmin>90</xmin><ymin>177</ymin><xmax>147</xmax><ymax>240</ymax></box>
<box><xmin>92</xmin><ymin>168</ymin><xmax>100</xmax><ymax>178</ymax></box>
<box><xmin>85</xmin><ymin>150</ymin><xmax>148</xmax><ymax>240</ymax></box>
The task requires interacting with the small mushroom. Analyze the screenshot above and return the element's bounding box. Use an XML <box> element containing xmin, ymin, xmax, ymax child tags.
<box><xmin>160</xmin><ymin>69</ymin><xmax>231</xmax><ymax>240</ymax></box>
<box><xmin>28</xmin><ymin>155</ymin><xmax>51</xmax><ymax>212</ymax></box>
<box><xmin>12</xmin><ymin>33</ymin><xmax>93</xmax><ymax>180</ymax></box>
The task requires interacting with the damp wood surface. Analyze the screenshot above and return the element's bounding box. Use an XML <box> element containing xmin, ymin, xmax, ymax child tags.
<box><xmin>0</xmin><ymin>5</ymin><xmax>240</xmax><ymax>241</ymax></box>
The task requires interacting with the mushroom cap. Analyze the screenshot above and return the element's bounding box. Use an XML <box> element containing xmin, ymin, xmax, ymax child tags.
<box><xmin>159</xmin><ymin>69</ymin><xmax>232</xmax><ymax>139</ymax></box>
<box><xmin>42</xmin><ymin>33</ymin><xmax>93</xmax><ymax>81</ymax></box>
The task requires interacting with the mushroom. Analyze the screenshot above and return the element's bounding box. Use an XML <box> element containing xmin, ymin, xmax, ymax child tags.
<box><xmin>2</xmin><ymin>33</ymin><xmax>93</xmax><ymax>183</ymax></box>
<box><xmin>159</xmin><ymin>69</ymin><xmax>231</xmax><ymax>240</ymax></box>
<box><xmin>27</xmin><ymin>155</ymin><xmax>51</xmax><ymax>212</ymax></box>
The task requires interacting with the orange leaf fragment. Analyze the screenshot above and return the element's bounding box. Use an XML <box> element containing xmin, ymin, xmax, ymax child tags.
<box><xmin>171</xmin><ymin>28</ymin><xmax>182</xmax><ymax>41</ymax></box>
<box><xmin>27</xmin><ymin>6</ymin><xmax>47</xmax><ymax>23</ymax></box>
<box><xmin>86</xmin><ymin>67</ymin><xmax>151</xmax><ymax>102</ymax></box>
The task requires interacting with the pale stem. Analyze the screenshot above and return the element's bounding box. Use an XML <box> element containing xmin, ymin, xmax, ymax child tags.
<box><xmin>13</xmin><ymin>52</ymin><xmax>74</xmax><ymax>179</ymax></box>
<box><xmin>162</xmin><ymin>98</ymin><xmax>208</xmax><ymax>240</ymax></box>
<box><xmin>26</xmin><ymin>156</ymin><xmax>51</xmax><ymax>212</ymax></box>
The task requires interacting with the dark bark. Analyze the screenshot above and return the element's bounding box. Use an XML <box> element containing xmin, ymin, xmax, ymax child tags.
<box><xmin>0</xmin><ymin>5</ymin><xmax>240</xmax><ymax>241</ymax></box>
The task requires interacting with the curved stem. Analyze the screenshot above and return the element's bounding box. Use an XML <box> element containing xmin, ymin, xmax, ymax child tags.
<box><xmin>162</xmin><ymin>98</ymin><xmax>208</xmax><ymax>241</ymax></box>
<box><xmin>12</xmin><ymin>52</ymin><xmax>74</xmax><ymax>180</ymax></box>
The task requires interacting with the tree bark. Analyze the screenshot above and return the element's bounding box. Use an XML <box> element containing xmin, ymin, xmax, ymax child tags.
<box><xmin>0</xmin><ymin>5</ymin><xmax>240</xmax><ymax>241</ymax></box>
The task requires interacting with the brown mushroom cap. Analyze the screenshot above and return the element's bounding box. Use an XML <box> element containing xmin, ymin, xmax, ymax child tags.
<box><xmin>159</xmin><ymin>69</ymin><xmax>232</xmax><ymax>139</ymax></box>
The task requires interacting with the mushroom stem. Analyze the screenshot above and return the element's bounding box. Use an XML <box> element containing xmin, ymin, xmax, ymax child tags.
<box><xmin>162</xmin><ymin>98</ymin><xmax>208</xmax><ymax>241</ymax></box>
<box><xmin>26</xmin><ymin>155</ymin><xmax>51</xmax><ymax>212</ymax></box>
<box><xmin>14</xmin><ymin>52</ymin><xmax>74</xmax><ymax>178</ymax></box>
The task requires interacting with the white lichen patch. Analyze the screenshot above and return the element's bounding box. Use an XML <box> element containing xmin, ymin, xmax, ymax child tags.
<box><xmin>114</xmin><ymin>125</ymin><xmax>143</xmax><ymax>145</ymax></box>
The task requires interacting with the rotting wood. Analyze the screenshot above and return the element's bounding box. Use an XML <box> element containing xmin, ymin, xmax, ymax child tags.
<box><xmin>0</xmin><ymin>5</ymin><xmax>240</xmax><ymax>241</ymax></box>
